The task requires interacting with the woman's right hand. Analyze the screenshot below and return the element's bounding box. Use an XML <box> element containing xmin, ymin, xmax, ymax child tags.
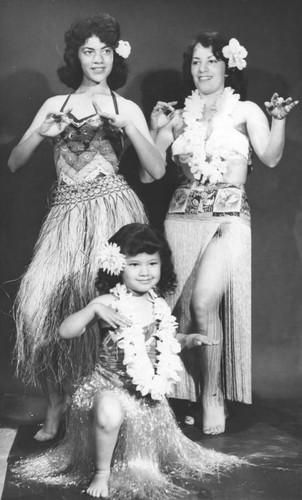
<box><xmin>150</xmin><ymin>101</ymin><xmax>177</xmax><ymax>133</ymax></box>
<box><xmin>38</xmin><ymin>109</ymin><xmax>72</xmax><ymax>137</ymax></box>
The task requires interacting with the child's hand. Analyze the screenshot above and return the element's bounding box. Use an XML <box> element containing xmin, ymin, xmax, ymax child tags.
<box><xmin>186</xmin><ymin>334</ymin><xmax>219</xmax><ymax>349</ymax></box>
<box><xmin>90</xmin><ymin>303</ymin><xmax>132</xmax><ymax>329</ymax></box>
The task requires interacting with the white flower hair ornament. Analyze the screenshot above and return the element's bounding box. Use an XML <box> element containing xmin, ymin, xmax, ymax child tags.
<box><xmin>97</xmin><ymin>242</ymin><xmax>126</xmax><ymax>276</ymax></box>
<box><xmin>115</xmin><ymin>40</ymin><xmax>131</xmax><ymax>58</ymax></box>
<box><xmin>222</xmin><ymin>38</ymin><xmax>248</xmax><ymax>70</ymax></box>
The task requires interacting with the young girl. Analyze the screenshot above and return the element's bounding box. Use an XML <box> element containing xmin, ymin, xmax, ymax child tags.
<box><xmin>13</xmin><ymin>223</ymin><xmax>243</xmax><ymax>499</ymax></box>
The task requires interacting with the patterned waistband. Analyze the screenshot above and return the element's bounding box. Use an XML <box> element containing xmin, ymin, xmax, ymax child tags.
<box><xmin>51</xmin><ymin>174</ymin><xmax>130</xmax><ymax>206</ymax></box>
<box><xmin>168</xmin><ymin>183</ymin><xmax>250</xmax><ymax>218</ymax></box>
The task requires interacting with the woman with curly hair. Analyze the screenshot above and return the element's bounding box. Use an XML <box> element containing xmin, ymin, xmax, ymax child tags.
<box><xmin>8</xmin><ymin>12</ymin><xmax>165</xmax><ymax>441</ymax></box>
<box><xmin>150</xmin><ymin>32</ymin><xmax>298</xmax><ymax>435</ymax></box>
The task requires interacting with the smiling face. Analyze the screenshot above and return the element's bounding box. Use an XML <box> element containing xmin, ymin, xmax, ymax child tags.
<box><xmin>122</xmin><ymin>252</ymin><xmax>161</xmax><ymax>296</ymax></box>
<box><xmin>78</xmin><ymin>35</ymin><xmax>114</xmax><ymax>87</ymax></box>
<box><xmin>191</xmin><ymin>43</ymin><xmax>226</xmax><ymax>97</ymax></box>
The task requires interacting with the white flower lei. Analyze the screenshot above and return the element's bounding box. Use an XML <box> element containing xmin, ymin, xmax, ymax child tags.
<box><xmin>109</xmin><ymin>284</ymin><xmax>182</xmax><ymax>401</ymax></box>
<box><xmin>172</xmin><ymin>87</ymin><xmax>240</xmax><ymax>185</ymax></box>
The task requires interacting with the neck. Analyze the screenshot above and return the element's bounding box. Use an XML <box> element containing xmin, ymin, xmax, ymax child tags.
<box><xmin>197</xmin><ymin>88</ymin><xmax>225</xmax><ymax>108</ymax></box>
<box><xmin>127</xmin><ymin>289</ymin><xmax>151</xmax><ymax>298</ymax></box>
<box><xmin>77</xmin><ymin>80</ymin><xmax>111</xmax><ymax>96</ymax></box>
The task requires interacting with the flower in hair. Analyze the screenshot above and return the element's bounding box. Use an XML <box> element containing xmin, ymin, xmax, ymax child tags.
<box><xmin>222</xmin><ymin>38</ymin><xmax>247</xmax><ymax>70</ymax></box>
<box><xmin>115</xmin><ymin>40</ymin><xmax>131</xmax><ymax>58</ymax></box>
<box><xmin>97</xmin><ymin>242</ymin><xmax>126</xmax><ymax>275</ymax></box>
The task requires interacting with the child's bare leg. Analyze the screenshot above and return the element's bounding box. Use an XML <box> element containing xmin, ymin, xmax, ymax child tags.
<box><xmin>192</xmin><ymin>236</ymin><xmax>227</xmax><ymax>435</ymax></box>
<box><xmin>34</xmin><ymin>375</ymin><xmax>66</xmax><ymax>441</ymax></box>
<box><xmin>87</xmin><ymin>391</ymin><xmax>124</xmax><ymax>498</ymax></box>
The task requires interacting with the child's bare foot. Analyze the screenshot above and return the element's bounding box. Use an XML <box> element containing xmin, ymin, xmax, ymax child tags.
<box><xmin>202</xmin><ymin>392</ymin><xmax>225</xmax><ymax>435</ymax></box>
<box><xmin>34</xmin><ymin>399</ymin><xmax>66</xmax><ymax>442</ymax></box>
<box><xmin>87</xmin><ymin>470</ymin><xmax>110</xmax><ymax>498</ymax></box>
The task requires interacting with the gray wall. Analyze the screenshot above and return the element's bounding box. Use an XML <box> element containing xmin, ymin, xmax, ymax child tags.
<box><xmin>1</xmin><ymin>0</ymin><xmax>302</xmax><ymax>398</ymax></box>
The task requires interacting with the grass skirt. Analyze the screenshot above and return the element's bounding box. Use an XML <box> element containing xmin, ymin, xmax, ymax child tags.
<box><xmin>165</xmin><ymin>183</ymin><xmax>251</xmax><ymax>403</ymax></box>
<box><xmin>14</xmin><ymin>174</ymin><xmax>147</xmax><ymax>386</ymax></box>
<box><xmin>11</xmin><ymin>362</ymin><xmax>244</xmax><ymax>499</ymax></box>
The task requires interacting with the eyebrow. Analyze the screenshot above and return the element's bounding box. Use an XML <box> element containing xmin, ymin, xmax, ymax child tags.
<box><xmin>81</xmin><ymin>44</ymin><xmax>110</xmax><ymax>50</ymax></box>
<box><xmin>192</xmin><ymin>55</ymin><xmax>216</xmax><ymax>60</ymax></box>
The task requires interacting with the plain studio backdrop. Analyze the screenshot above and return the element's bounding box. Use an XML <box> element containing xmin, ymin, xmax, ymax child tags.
<box><xmin>0</xmin><ymin>0</ymin><xmax>302</xmax><ymax>400</ymax></box>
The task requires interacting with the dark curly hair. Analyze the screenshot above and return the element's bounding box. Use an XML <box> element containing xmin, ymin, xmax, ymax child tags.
<box><xmin>96</xmin><ymin>224</ymin><xmax>177</xmax><ymax>297</ymax></box>
<box><xmin>181</xmin><ymin>31</ymin><xmax>247</xmax><ymax>102</ymax></box>
<box><xmin>57</xmin><ymin>12</ymin><xmax>128</xmax><ymax>90</ymax></box>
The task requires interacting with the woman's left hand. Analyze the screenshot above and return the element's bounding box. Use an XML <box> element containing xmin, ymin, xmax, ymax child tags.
<box><xmin>92</xmin><ymin>98</ymin><xmax>129</xmax><ymax>129</ymax></box>
<box><xmin>265</xmin><ymin>93</ymin><xmax>299</xmax><ymax>120</ymax></box>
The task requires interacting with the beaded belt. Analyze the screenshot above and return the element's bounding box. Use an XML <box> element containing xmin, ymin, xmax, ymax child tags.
<box><xmin>52</xmin><ymin>174</ymin><xmax>130</xmax><ymax>206</ymax></box>
<box><xmin>168</xmin><ymin>183</ymin><xmax>250</xmax><ymax>217</ymax></box>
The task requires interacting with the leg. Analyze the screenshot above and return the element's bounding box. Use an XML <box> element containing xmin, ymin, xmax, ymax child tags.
<box><xmin>191</xmin><ymin>234</ymin><xmax>229</xmax><ymax>434</ymax></box>
<box><xmin>87</xmin><ymin>391</ymin><xmax>124</xmax><ymax>498</ymax></box>
<box><xmin>34</xmin><ymin>374</ymin><xmax>67</xmax><ymax>441</ymax></box>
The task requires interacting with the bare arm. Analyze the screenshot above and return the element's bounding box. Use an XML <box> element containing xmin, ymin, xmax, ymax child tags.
<box><xmin>94</xmin><ymin>98</ymin><xmax>166</xmax><ymax>183</ymax></box>
<box><xmin>8</xmin><ymin>96</ymin><xmax>71</xmax><ymax>172</ymax></box>
<box><xmin>59</xmin><ymin>295</ymin><xmax>132</xmax><ymax>340</ymax></box>
<box><xmin>149</xmin><ymin>101</ymin><xmax>178</xmax><ymax>160</ymax></box>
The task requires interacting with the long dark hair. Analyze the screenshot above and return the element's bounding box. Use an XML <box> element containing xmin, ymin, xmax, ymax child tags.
<box><xmin>181</xmin><ymin>31</ymin><xmax>247</xmax><ymax>102</ymax></box>
<box><xmin>57</xmin><ymin>12</ymin><xmax>128</xmax><ymax>90</ymax></box>
<box><xmin>96</xmin><ymin>224</ymin><xmax>177</xmax><ymax>297</ymax></box>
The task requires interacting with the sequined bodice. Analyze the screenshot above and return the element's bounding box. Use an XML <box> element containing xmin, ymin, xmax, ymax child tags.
<box><xmin>99</xmin><ymin>323</ymin><xmax>157</xmax><ymax>390</ymax></box>
<box><xmin>53</xmin><ymin>92</ymin><xmax>123</xmax><ymax>185</ymax></box>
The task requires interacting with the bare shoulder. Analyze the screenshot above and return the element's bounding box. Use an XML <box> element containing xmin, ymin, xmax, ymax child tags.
<box><xmin>156</xmin><ymin>296</ymin><xmax>171</xmax><ymax>311</ymax></box>
<box><xmin>239</xmin><ymin>100</ymin><xmax>264</xmax><ymax>117</ymax></box>
<box><xmin>42</xmin><ymin>94</ymin><xmax>71</xmax><ymax>112</ymax></box>
<box><xmin>115</xmin><ymin>93</ymin><xmax>142</xmax><ymax>114</ymax></box>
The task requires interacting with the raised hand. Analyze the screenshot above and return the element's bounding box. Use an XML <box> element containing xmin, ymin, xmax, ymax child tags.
<box><xmin>99</xmin><ymin>110</ymin><xmax>130</xmax><ymax>129</ymax></box>
<box><xmin>150</xmin><ymin>101</ymin><xmax>177</xmax><ymax>132</ymax></box>
<box><xmin>92</xmin><ymin>97</ymin><xmax>129</xmax><ymax>129</ymax></box>
<box><xmin>38</xmin><ymin>109</ymin><xmax>72</xmax><ymax>137</ymax></box>
<box><xmin>265</xmin><ymin>93</ymin><xmax>299</xmax><ymax>120</ymax></box>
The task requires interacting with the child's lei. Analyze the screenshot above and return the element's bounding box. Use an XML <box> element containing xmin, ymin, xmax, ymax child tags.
<box><xmin>108</xmin><ymin>283</ymin><xmax>182</xmax><ymax>401</ymax></box>
<box><xmin>172</xmin><ymin>87</ymin><xmax>242</xmax><ymax>185</ymax></box>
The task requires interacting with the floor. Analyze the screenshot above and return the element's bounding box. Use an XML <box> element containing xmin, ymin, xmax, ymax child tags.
<box><xmin>0</xmin><ymin>394</ymin><xmax>302</xmax><ymax>499</ymax></box>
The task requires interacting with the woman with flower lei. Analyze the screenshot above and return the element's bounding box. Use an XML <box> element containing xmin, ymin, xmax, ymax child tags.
<box><xmin>8</xmin><ymin>12</ymin><xmax>165</xmax><ymax>443</ymax></box>
<box><xmin>150</xmin><ymin>32</ymin><xmax>298</xmax><ymax>435</ymax></box>
<box><xmin>12</xmin><ymin>223</ymin><xmax>244</xmax><ymax>499</ymax></box>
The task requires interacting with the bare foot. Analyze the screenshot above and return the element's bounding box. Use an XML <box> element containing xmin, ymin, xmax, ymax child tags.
<box><xmin>184</xmin><ymin>415</ymin><xmax>195</xmax><ymax>425</ymax></box>
<box><xmin>87</xmin><ymin>470</ymin><xmax>110</xmax><ymax>498</ymax></box>
<box><xmin>202</xmin><ymin>392</ymin><xmax>225</xmax><ymax>435</ymax></box>
<box><xmin>34</xmin><ymin>399</ymin><xmax>66</xmax><ymax>442</ymax></box>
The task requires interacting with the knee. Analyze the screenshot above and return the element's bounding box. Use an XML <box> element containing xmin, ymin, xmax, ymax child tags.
<box><xmin>191</xmin><ymin>294</ymin><xmax>215</xmax><ymax>323</ymax></box>
<box><xmin>94</xmin><ymin>393</ymin><xmax>124</xmax><ymax>432</ymax></box>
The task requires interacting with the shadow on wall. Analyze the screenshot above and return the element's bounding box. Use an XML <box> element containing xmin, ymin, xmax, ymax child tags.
<box><xmin>0</xmin><ymin>69</ymin><xmax>56</xmax><ymax>395</ymax></box>
<box><xmin>120</xmin><ymin>69</ymin><xmax>182</xmax><ymax>230</ymax></box>
<box><xmin>246</xmin><ymin>68</ymin><xmax>302</xmax><ymax>397</ymax></box>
